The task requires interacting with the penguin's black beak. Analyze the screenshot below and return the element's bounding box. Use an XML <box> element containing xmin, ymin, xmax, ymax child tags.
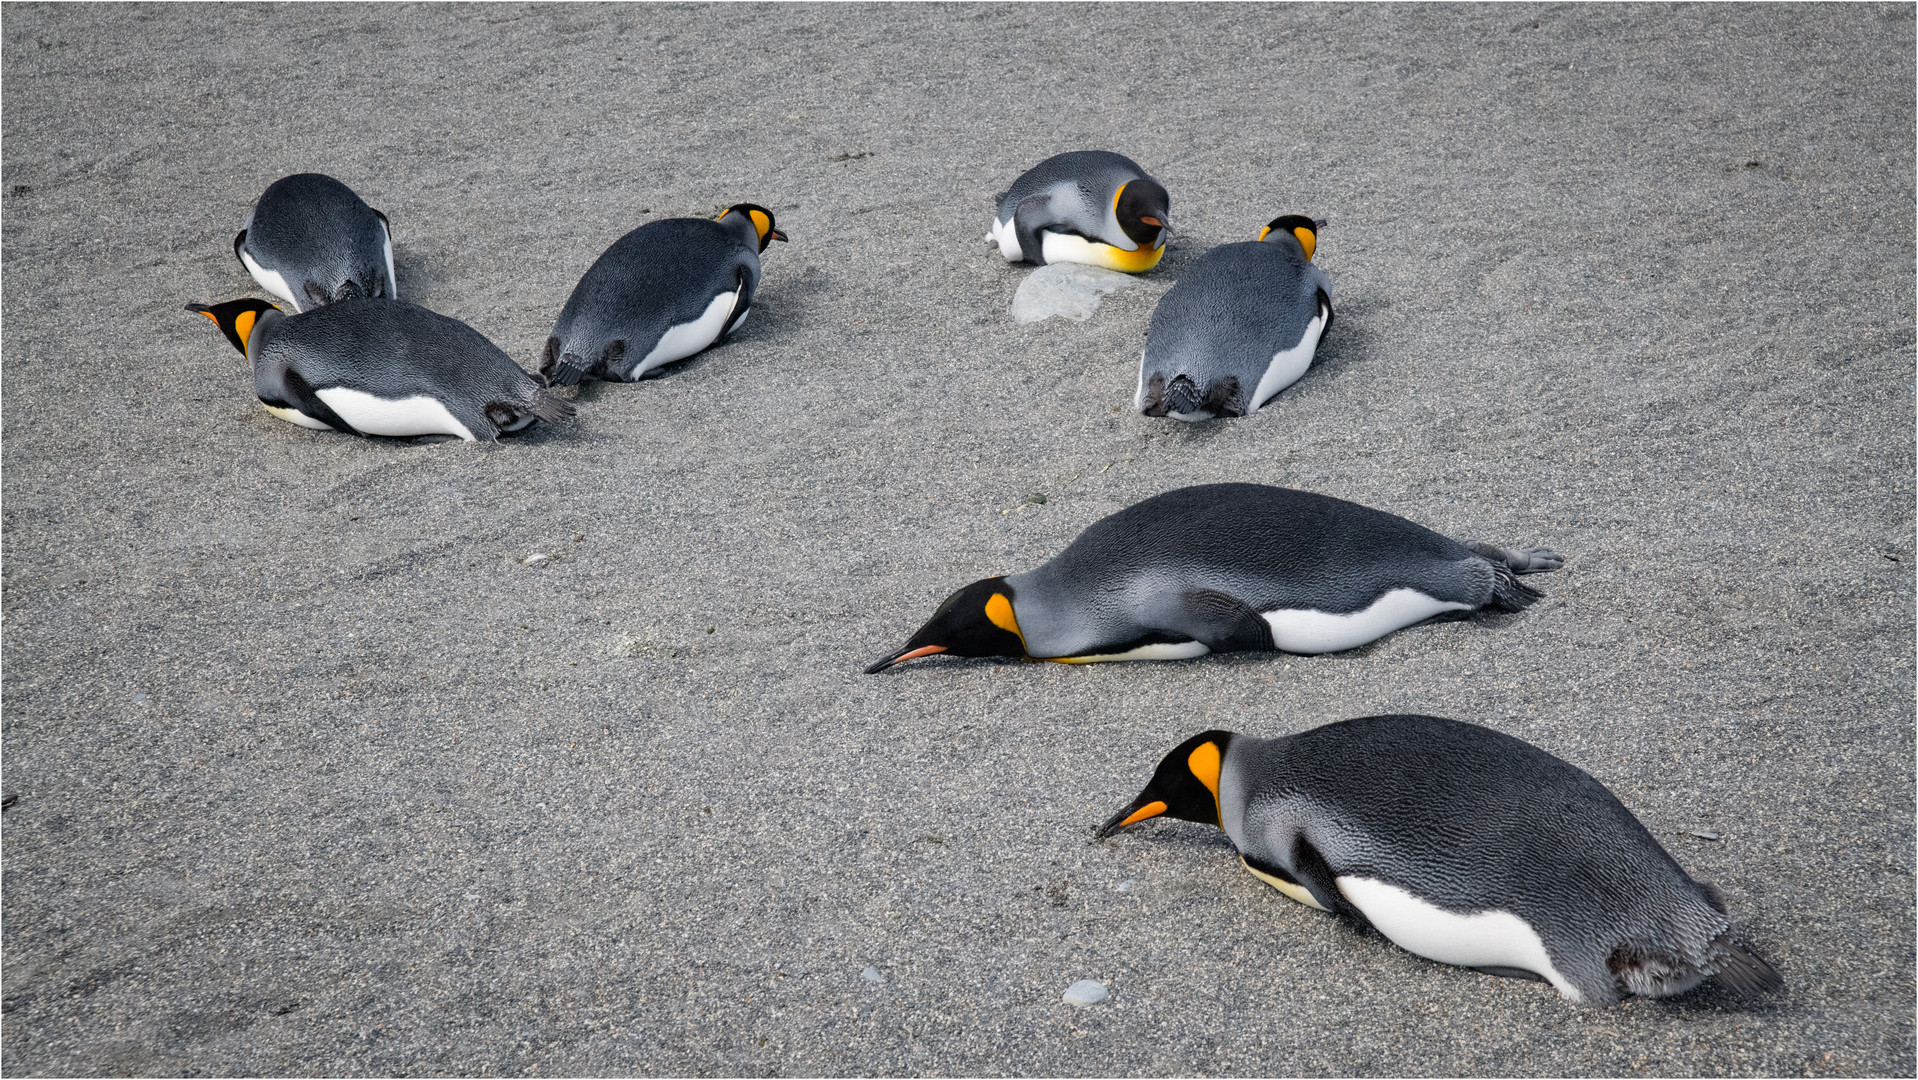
<box><xmin>1094</xmin><ymin>790</ymin><xmax>1168</xmax><ymax>839</ymax></box>
<box><xmin>769</xmin><ymin>229</ymin><xmax>788</xmax><ymax>242</ymax></box>
<box><xmin>863</xmin><ymin>643</ymin><xmax>946</xmax><ymax>674</ymax></box>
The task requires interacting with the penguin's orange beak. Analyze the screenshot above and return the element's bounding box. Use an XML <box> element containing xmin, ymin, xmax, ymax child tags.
<box><xmin>864</xmin><ymin>644</ymin><xmax>945</xmax><ymax>674</ymax></box>
<box><xmin>1095</xmin><ymin>792</ymin><xmax>1168</xmax><ymax>838</ymax></box>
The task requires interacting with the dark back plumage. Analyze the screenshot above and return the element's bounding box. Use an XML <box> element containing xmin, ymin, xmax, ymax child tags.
<box><xmin>239</xmin><ymin>173</ymin><xmax>394</xmax><ymax>309</ymax></box>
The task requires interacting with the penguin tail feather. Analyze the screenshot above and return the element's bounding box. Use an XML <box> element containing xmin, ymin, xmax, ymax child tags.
<box><xmin>1162</xmin><ymin>374</ymin><xmax>1203</xmax><ymax>416</ymax></box>
<box><xmin>546</xmin><ymin>352</ymin><xmax>591</xmax><ymax>387</ymax></box>
<box><xmin>1488</xmin><ymin>564</ymin><xmax>1545</xmax><ymax>612</ymax></box>
<box><xmin>532</xmin><ymin>390</ymin><xmax>576</xmax><ymax>423</ymax></box>
<box><xmin>1709</xmin><ymin>936</ymin><xmax>1784</xmax><ymax>997</ymax></box>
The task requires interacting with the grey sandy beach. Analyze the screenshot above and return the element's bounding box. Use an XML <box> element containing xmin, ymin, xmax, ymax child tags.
<box><xmin>2</xmin><ymin>3</ymin><xmax>1912</xmax><ymax>1074</ymax></box>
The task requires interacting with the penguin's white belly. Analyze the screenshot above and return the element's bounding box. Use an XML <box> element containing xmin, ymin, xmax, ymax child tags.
<box><xmin>633</xmin><ymin>289</ymin><xmax>738</xmax><ymax>377</ymax></box>
<box><xmin>1263</xmin><ymin>588</ymin><xmax>1469</xmax><ymax>654</ymax></box>
<box><xmin>263</xmin><ymin>403</ymin><xmax>334</xmax><ymax>430</ymax></box>
<box><xmin>1248</xmin><ymin>306</ymin><xmax>1329</xmax><ymax>411</ymax></box>
<box><xmin>1040</xmin><ymin>231</ymin><xmax>1128</xmax><ymax>270</ymax></box>
<box><xmin>239</xmin><ymin>249</ymin><xmax>300</xmax><ymax>311</ymax></box>
<box><xmin>313</xmin><ymin>387</ymin><xmax>476</xmax><ymax>441</ymax></box>
<box><xmin>1334</xmin><ymin>877</ymin><xmax>1582</xmax><ymax>1003</ymax></box>
<box><xmin>1051</xmin><ymin>640</ymin><xmax>1211</xmax><ymax>664</ymax></box>
<box><xmin>989</xmin><ymin>215</ymin><xmax>1023</xmax><ymax>261</ymax></box>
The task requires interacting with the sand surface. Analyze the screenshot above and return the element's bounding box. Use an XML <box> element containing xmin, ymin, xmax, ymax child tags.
<box><xmin>3</xmin><ymin>3</ymin><xmax>1913</xmax><ymax>1075</ymax></box>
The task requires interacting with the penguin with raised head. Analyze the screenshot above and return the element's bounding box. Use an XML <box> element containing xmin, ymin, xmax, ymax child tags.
<box><xmin>864</xmin><ymin>483</ymin><xmax>1560</xmax><ymax>672</ymax></box>
<box><xmin>1138</xmin><ymin>215</ymin><xmax>1333</xmax><ymax>420</ymax></box>
<box><xmin>1096</xmin><ymin>715</ymin><xmax>1784</xmax><ymax>1006</ymax></box>
<box><xmin>988</xmin><ymin>151</ymin><xmax>1170</xmax><ymax>273</ymax></box>
<box><xmin>233</xmin><ymin>173</ymin><xmax>396</xmax><ymax>312</ymax></box>
<box><xmin>541</xmin><ymin>203</ymin><xmax>787</xmax><ymax>386</ymax></box>
<box><xmin>187</xmin><ymin>298</ymin><xmax>573</xmax><ymax>441</ymax></box>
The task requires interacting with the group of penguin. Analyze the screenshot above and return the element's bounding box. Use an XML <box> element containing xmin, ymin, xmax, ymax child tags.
<box><xmin>187</xmin><ymin>152</ymin><xmax>1782</xmax><ymax>1008</ymax></box>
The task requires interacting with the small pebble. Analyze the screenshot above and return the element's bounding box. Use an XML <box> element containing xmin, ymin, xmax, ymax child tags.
<box><xmin>1063</xmin><ymin>979</ymin><xmax>1108</xmax><ymax>1006</ymax></box>
<box><xmin>861</xmin><ymin>965</ymin><xmax>884</xmax><ymax>984</ymax></box>
<box><xmin>1689</xmin><ymin>829</ymin><xmax>1723</xmax><ymax>841</ymax></box>
<box><xmin>1115</xmin><ymin>880</ymin><xmax>1138</xmax><ymax>893</ymax></box>
<box><xmin>522</xmin><ymin>553</ymin><xmax>549</xmax><ymax>565</ymax></box>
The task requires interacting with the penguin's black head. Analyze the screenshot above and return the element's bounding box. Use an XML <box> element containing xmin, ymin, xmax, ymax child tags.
<box><xmin>186</xmin><ymin>298</ymin><xmax>280</xmax><ymax>357</ymax></box>
<box><xmin>863</xmin><ymin>576</ymin><xmax>1028</xmax><ymax>674</ymax></box>
<box><xmin>719</xmin><ymin>203</ymin><xmax>789</xmax><ymax>252</ymax></box>
<box><xmin>1258</xmin><ymin>215</ymin><xmax>1319</xmax><ymax>260</ymax></box>
<box><xmin>1095</xmin><ymin>730</ymin><xmax>1237</xmax><ymax>838</ymax></box>
<box><xmin>1114</xmin><ymin>178</ymin><xmax>1171</xmax><ymax>248</ymax></box>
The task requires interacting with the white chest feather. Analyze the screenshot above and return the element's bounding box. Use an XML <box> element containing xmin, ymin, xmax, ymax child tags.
<box><xmin>1040</xmin><ymin>231</ymin><xmax>1127</xmax><ymax>270</ymax></box>
<box><xmin>239</xmin><ymin>249</ymin><xmax>300</xmax><ymax>311</ymax></box>
<box><xmin>1263</xmin><ymin>587</ymin><xmax>1468</xmax><ymax>654</ymax></box>
<box><xmin>1248</xmin><ymin>306</ymin><xmax>1329</xmax><ymax>411</ymax></box>
<box><xmin>989</xmin><ymin>215</ymin><xmax>1023</xmax><ymax>262</ymax></box>
<box><xmin>263</xmin><ymin>403</ymin><xmax>334</xmax><ymax>430</ymax></box>
<box><xmin>1334</xmin><ymin>877</ymin><xmax>1582</xmax><ymax>1003</ymax></box>
<box><xmin>1051</xmin><ymin>640</ymin><xmax>1211</xmax><ymax>665</ymax></box>
<box><xmin>633</xmin><ymin>289</ymin><xmax>739</xmax><ymax>377</ymax></box>
<box><xmin>313</xmin><ymin>387</ymin><xmax>476</xmax><ymax>441</ymax></box>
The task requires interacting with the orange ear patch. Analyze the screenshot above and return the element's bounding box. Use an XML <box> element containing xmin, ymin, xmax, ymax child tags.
<box><xmin>234</xmin><ymin>309</ymin><xmax>258</xmax><ymax>352</ymax></box>
<box><xmin>748</xmin><ymin>209</ymin><xmax>771</xmax><ymax>239</ymax></box>
<box><xmin>1187</xmin><ymin>741</ymin><xmax>1222</xmax><ymax>814</ymax></box>
<box><xmin>984</xmin><ymin>592</ymin><xmax>1025</xmax><ymax>645</ymax></box>
<box><xmin>1293</xmin><ymin>227</ymin><xmax>1316</xmax><ymax>260</ymax></box>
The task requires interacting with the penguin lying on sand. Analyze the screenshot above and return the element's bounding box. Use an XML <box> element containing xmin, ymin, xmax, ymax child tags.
<box><xmin>541</xmin><ymin>203</ymin><xmax>787</xmax><ymax>385</ymax></box>
<box><xmin>1097</xmin><ymin>715</ymin><xmax>1784</xmax><ymax>1006</ymax></box>
<box><xmin>188</xmin><ymin>297</ymin><xmax>573</xmax><ymax>441</ymax></box>
<box><xmin>234</xmin><ymin>173</ymin><xmax>396</xmax><ymax>312</ymax></box>
<box><xmin>866</xmin><ymin>483</ymin><xmax>1560</xmax><ymax>672</ymax></box>
<box><xmin>1138</xmin><ymin>215</ymin><xmax>1332</xmax><ymax>420</ymax></box>
<box><xmin>989</xmin><ymin>151</ymin><xmax>1170</xmax><ymax>273</ymax></box>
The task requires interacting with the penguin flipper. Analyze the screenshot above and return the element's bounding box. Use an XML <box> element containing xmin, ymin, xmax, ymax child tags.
<box><xmin>1151</xmin><ymin>589</ymin><xmax>1275</xmax><ymax>653</ymax></box>
<box><xmin>1011</xmin><ymin>193</ymin><xmax>1056</xmax><ymax>265</ymax></box>
<box><xmin>1286</xmin><ymin>835</ymin><xmax>1372</xmax><ymax>929</ymax></box>
<box><xmin>1473</xmin><ymin>965</ymin><xmax>1548</xmax><ymax>983</ymax></box>
<box><xmin>277</xmin><ymin>369</ymin><xmax>357</xmax><ymax>435</ymax></box>
<box><xmin>722</xmin><ymin>265</ymin><xmax>756</xmax><ymax>337</ymax></box>
<box><xmin>232</xmin><ymin>229</ymin><xmax>248</xmax><ymax>265</ymax></box>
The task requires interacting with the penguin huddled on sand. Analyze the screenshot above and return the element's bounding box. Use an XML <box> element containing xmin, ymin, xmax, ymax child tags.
<box><xmin>234</xmin><ymin>173</ymin><xmax>396</xmax><ymax>312</ymax></box>
<box><xmin>187</xmin><ymin>297</ymin><xmax>573</xmax><ymax>441</ymax></box>
<box><xmin>1138</xmin><ymin>215</ymin><xmax>1333</xmax><ymax>420</ymax></box>
<box><xmin>989</xmin><ymin>151</ymin><xmax>1170</xmax><ymax>273</ymax></box>
<box><xmin>865</xmin><ymin>483</ymin><xmax>1561</xmax><ymax>672</ymax></box>
<box><xmin>1096</xmin><ymin>715</ymin><xmax>1783</xmax><ymax>1006</ymax></box>
<box><xmin>541</xmin><ymin>203</ymin><xmax>787</xmax><ymax>386</ymax></box>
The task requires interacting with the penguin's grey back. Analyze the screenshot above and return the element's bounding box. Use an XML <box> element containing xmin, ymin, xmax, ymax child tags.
<box><xmin>1223</xmin><ymin>715</ymin><xmax>1741</xmax><ymax>1003</ymax></box>
<box><xmin>1142</xmin><ymin>239</ymin><xmax>1332</xmax><ymax>416</ymax></box>
<box><xmin>994</xmin><ymin>150</ymin><xmax>1147</xmax><ymax>227</ymax></box>
<box><xmin>253</xmin><ymin>299</ymin><xmax>560</xmax><ymax>438</ymax></box>
<box><xmin>550</xmin><ymin>217</ymin><xmax>759</xmax><ymax>376</ymax></box>
<box><xmin>242</xmin><ymin>174</ymin><xmax>394</xmax><ymax>309</ymax></box>
<box><xmin>1007</xmin><ymin>485</ymin><xmax>1487</xmax><ymax>654</ymax></box>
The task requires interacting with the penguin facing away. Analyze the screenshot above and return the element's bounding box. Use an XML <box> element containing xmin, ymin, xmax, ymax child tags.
<box><xmin>1096</xmin><ymin>716</ymin><xmax>1784</xmax><ymax>1006</ymax></box>
<box><xmin>1138</xmin><ymin>215</ymin><xmax>1333</xmax><ymax>420</ymax></box>
<box><xmin>988</xmin><ymin>151</ymin><xmax>1170</xmax><ymax>273</ymax></box>
<box><xmin>187</xmin><ymin>298</ymin><xmax>574</xmax><ymax>441</ymax></box>
<box><xmin>234</xmin><ymin>173</ymin><xmax>396</xmax><ymax>313</ymax></box>
<box><xmin>865</xmin><ymin>483</ymin><xmax>1561</xmax><ymax>672</ymax></box>
<box><xmin>541</xmin><ymin>203</ymin><xmax>787</xmax><ymax>386</ymax></box>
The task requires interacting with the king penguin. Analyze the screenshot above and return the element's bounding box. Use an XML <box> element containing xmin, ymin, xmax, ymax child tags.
<box><xmin>541</xmin><ymin>203</ymin><xmax>787</xmax><ymax>385</ymax></box>
<box><xmin>864</xmin><ymin>483</ymin><xmax>1561</xmax><ymax>672</ymax></box>
<box><xmin>1137</xmin><ymin>215</ymin><xmax>1333</xmax><ymax>419</ymax></box>
<box><xmin>233</xmin><ymin>173</ymin><xmax>396</xmax><ymax>312</ymax></box>
<box><xmin>1096</xmin><ymin>715</ymin><xmax>1784</xmax><ymax>1006</ymax></box>
<box><xmin>187</xmin><ymin>297</ymin><xmax>574</xmax><ymax>441</ymax></box>
<box><xmin>988</xmin><ymin>151</ymin><xmax>1170</xmax><ymax>273</ymax></box>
